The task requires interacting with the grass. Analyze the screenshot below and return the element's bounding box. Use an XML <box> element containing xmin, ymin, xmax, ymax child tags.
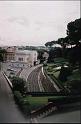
<box><xmin>24</xmin><ymin>96</ymin><xmax>48</xmax><ymax>110</ymax></box>
<box><xmin>53</xmin><ymin>71</ymin><xmax>60</xmax><ymax>78</ymax></box>
<box><xmin>44</xmin><ymin>62</ymin><xmax>62</xmax><ymax>87</ymax></box>
<box><xmin>54</xmin><ymin>57</ymin><xmax>68</xmax><ymax>63</ymax></box>
<box><xmin>67</xmin><ymin>69</ymin><xmax>81</xmax><ymax>81</ymax></box>
<box><xmin>44</xmin><ymin>63</ymin><xmax>61</xmax><ymax>80</ymax></box>
<box><xmin>26</xmin><ymin>58</ymin><xmax>80</xmax><ymax>111</ymax></box>
<box><xmin>24</xmin><ymin>96</ymin><xmax>67</xmax><ymax>111</ymax></box>
<box><xmin>44</xmin><ymin>57</ymin><xmax>77</xmax><ymax>87</ymax></box>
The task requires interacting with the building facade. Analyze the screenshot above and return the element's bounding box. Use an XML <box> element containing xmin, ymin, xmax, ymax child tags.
<box><xmin>2</xmin><ymin>46</ymin><xmax>38</xmax><ymax>68</ymax></box>
<box><xmin>5</xmin><ymin>47</ymin><xmax>16</xmax><ymax>61</ymax></box>
<box><xmin>14</xmin><ymin>50</ymin><xmax>38</xmax><ymax>67</ymax></box>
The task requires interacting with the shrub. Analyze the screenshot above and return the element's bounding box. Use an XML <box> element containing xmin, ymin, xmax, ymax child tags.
<box><xmin>67</xmin><ymin>80</ymin><xmax>81</xmax><ymax>94</ymax></box>
<box><xmin>14</xmin><ymin>91</ymin><xmax>30</xmax><ymax>115</ymax></box>
<box><xmin>58</xmin><ymin>66</ymin><xmax>72</xmax><ymax>82</ymax></box>
<box><xmin>14</xmin><ymin>91</ymin><xmax>23</xmax><ymax>104</ymax></box>
<box><xmin>12</xmin><ymin>76</ymin><xmax>27</xmax><ymax>95</ymax></box>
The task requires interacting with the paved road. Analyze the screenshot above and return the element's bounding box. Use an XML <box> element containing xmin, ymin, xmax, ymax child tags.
<box><xmin>27</xmin><ymin>66</ymin><xmax>57</xmax><ymax>92</ymax></box>
<box><xmin>20</xmin><ymin>64</ymin><xmax>43</xmax><ymax>81</ymax></box>
<box><xmin>20</xmin><ymin>64</ymin><xmax>43</xmax><ymax>92</ymax></box>
<box><xmin>21</xmin><ymin>64</ymin><xmax>57</xmax><ymax>92</ymax></box>
<box><xmin>27</xmin><ymin>66</ymin><xmax>42</xmax><ymax>92</ymax></box>
<box><xmin>39</xmin><ymin>67</ymin><xmax>57</xmax><ymax>92</ymax></box>
<box><xmin>0</xmin><ymin>72</ymin><xmax>29</xmax><ymax>123</ymax></box>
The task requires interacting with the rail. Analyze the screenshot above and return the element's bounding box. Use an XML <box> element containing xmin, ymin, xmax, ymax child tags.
<box><xmin>2</xmin><ymin>72</ymin><xmax>13</xmax><ymax>89</ymax></box>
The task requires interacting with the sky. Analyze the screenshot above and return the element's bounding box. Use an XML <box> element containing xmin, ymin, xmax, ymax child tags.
<box><xmin>0</xmin><ymin>1</ymin><xmax>80</xmax><ymax>46</ymax></box>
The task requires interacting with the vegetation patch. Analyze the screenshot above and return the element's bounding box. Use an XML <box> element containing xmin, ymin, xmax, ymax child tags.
<box><xmin>67</xmin><ymin>70</ymin><xmax>81</xmax><ymax>81</ymax></box>
<box><xmin>24</xmin><ymin>96</ymin><xmax>67</xmax><ymax>111</ymax></box>
<box><xmin>53</xmin><ymin>71</ymin><xmax>60</xmax><ymax>78</ymax></box>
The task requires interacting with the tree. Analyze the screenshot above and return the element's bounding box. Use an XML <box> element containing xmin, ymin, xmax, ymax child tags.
<box><xmin>45</xmin><ymin>41</ymin><xmax>53</xmax><ymax>47</ymax></box>
<box><xmin>67</xmin><ymin>80</ymin><xmax>81</xmax><ymax>94</ymax></box>
<box><xmin>48</xmin><ymin>49</ymin><xmax>55</xmax><ymax>63</ymax></box>
<box><xmin>67</xmin><ymin>18</ymin><xmax>81</xmax><ymax>45</ymax></box>
<box><xmin>37</xmin><ymin>50</ymin><xmax>46</xmax><ymax>63</ymax></box>
<box><xmin>45</xmin><ymin>42</ymin><xmax>50</xmax><ymax>47</ymax></box>
<box><xmin>12</xmin><ymin>76</ymin><xmax>27</xmax><ymax>95</ymax></box>
<box><xmin>0</xmin><ymin>48</ymin><xmax>6</xmax><ymax>70</ymax></box>
<box><xmin>57</xmin><ymin>37</ymin><xmax>68</xmax><ymax>58</ymax></box>
<box><xmin>58</xmin><ymin>66</ymin><xmax>72</xmax><ymax>82</ymax></box>
<box><xmin>45</xmin><ymin>41</ymin><xmax>57</xmax><ymax>48</ymax></box>
<box><xmin>57</xmin><ymin>18</ymin><xmax>81</xmax><ymax>71</ymax></box>
<box><xmin>66</xmin><ymin>18</ymin><xmax>81</xmax><ymax>72</ymax></box>
<box><xmin>0</xmin><ymin>54</ymin><xmax>3</xmax><ymax>62</ymax></box>
<box><xmin>0</xmin><ymin>48</ymin><xmax>6</xmax><ymax>62</ymax></box>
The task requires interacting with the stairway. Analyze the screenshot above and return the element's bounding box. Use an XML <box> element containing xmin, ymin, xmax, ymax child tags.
<box><xmin>31</xmin><ymin>102</ymin><xmax>57</xmax><ymax>119</ymax></box>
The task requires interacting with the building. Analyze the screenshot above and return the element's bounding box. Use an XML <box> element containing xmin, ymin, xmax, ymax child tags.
<box><xmin>4</xmin><ymin>46</ymin><xmax>16</xmax><ymax>61</ymax></box>
<box><xmin>2</xmin><ymin>46</ymin><xmax>38</xmax><ymax>68</ymax></box>
<box><xmin>13</xmin><ymin>49</ymin><xmax>38</xmax><ymax>67</ymax></box>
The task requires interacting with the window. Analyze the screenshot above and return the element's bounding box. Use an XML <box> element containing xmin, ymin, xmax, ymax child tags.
<box><xmin>18</xmin><ymin>58</ymin><xmax>23</xmax><ymax>61</ymax></box>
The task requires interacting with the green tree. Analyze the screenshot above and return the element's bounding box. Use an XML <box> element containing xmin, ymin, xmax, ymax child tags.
<box><xmin>0</xmin><ymin>48</ymin><xmax>6</xmax><ymax>62</ymax></box>
<box><xmin>48</xmin><ymin>49</ymin><xmax>55</xmax><ymax>63</ymax></box>
<box><xmin>0</xmin><ymin>48</ymin><xmax>6</xmax><ymax>70</ymax></box>
<box><xmin>37</xmin><ymin>50</ymin><xmax>46</xmax><ymax>63</ymax></box>
<box><xmin>57</xmin><ymin>37</ymin><xmax>68</xmax><ymax>58</ymax></box>
<box><xmin>67</xmin><ymin>18</ymin><xmax>81</xmax><ymax>45</ymax></box>
<box><xmin>45</xmin><ymin>41</ymin><xmax>57</xmax><ymax>48</ymax></box>
<box><xmin>45</xmin><ymin>42</ymin><xmax>52</xmax><ymax>47</ymax></box>
<box><xmin>67</xmin><ymin>80</ymin><xmax>81</xmax><ymax>94</ymax></box>
<box><xmin>12</xmin><ymin>76</ymin><xmax>27</xmax><ymax>95</ymax></box>
<box><xmin>66</xmin><ymin>18</ymin><xmax>81</xmax><ymax>72</ymax></box>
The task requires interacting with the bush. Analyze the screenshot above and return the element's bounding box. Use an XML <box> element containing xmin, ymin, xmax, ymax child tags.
<box><xmin>43</xmin><ymin>63</ymin><xmax>47</xmax><ymax>66</ymax></box>
<box><xmin>14</xmin><ymin>91</ymin><xmax>30</xmax><ymax>115</ymax></box>
<box><xmin>48</xmin><ymin>95</ymin><xmax>80</xmax><ymax>104</ymax></box>
<box><xmin>58</xmin><ymin>66</ymin><xmax>72</xmax><ymax>82</ymax></box>
<box><xmin>11</xmin><ymin>76</ymin><xmax>27</xmax><ymax>95</ymax></box>
<box><xmin>67</xmin><ymin>80</ymin><xmax>81</xmax><ymax>94</ymax></box>
<box><xmin>14</xmin><ymin>91</ymin><xmax>23</xmax><ymax>104</ymax></box>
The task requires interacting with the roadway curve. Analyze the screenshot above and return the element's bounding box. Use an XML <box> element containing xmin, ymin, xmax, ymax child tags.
<box><xmin>27</xmin><ymin>66</ymin><xmax>41</xmax><ymax>92</ymax></box>
<box><xmin>0</xmin><ymin>72</ymin><xmax>29</xmax><ymax>123</ymax></box>
<box><xmin>27</xmin><ymin>66</ymin><xmax>57</xmax><ymax>92</ymax></box>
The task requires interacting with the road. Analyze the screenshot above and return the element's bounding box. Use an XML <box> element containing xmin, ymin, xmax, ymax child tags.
<box><xmin>0</xmin><ymin>72</ymin><xmax>29</xmax><ymax>123</ymax></box>
<box><xmin>20</xmin><ymin>64</ymin><xmax>57</xmax><ymax>92</ymax></box>
<box><xmin>20</xmin><ymin>64</ymin><xmax>42</xmax><ymax>82</ymax></box>
<box><xmin>39</xmin><ymin>67</ymin><xmax>57</xmax><ymax>92</ymax></box>
<box><xmin>20</xmin><ymin>64</ymin><xmax>43</xmax><ymax>92</ymax></box>
<box><xmin>27</xmin><ymin>66</ymin><xmax>42</xmax><ymax>92</ymax></box>
<box><xmin>2</xmin><ymin>62</ymin><xmax>58</xmax><ymax>92</ymax></box>
<box><xmin>27</xmin><ymin>66</ymin><xmax>57</xmax><ymax>92</ymax></box>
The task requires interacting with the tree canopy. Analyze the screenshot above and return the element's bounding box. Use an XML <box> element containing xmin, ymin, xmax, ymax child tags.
<box><xmin>0</xmin><ymin>48</ymin><xmax>6</xmax><ymax>62</ymax></box>
<box><xmin>45</xmin><ymin>18</ymin><xmax>81</xmax><ymax>47</ymax></box>
<box><xmin>11</xmin><ymin>76</ymin><xmax>27</xmax><ymax>95</ymax></box>
<box><xmin>67</xmin><ymin>18</ymin><xmax>81</xmax><ymax>44</ymax></box>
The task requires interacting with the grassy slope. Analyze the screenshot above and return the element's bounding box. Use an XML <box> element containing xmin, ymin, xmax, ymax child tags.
<box><xmin>24</xmin><ymin>96</ymin><xmax>66</xmax><ymax>111</ymax></box>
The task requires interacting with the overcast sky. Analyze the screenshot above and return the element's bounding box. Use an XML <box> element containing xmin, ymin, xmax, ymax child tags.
<box><xmin>0</xmin><ymin>1</ymin><xmax>80</xmax><ymax>46</ymax></box>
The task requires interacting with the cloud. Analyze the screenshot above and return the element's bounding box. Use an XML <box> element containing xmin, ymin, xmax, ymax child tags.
<box><xmin>0</xmin><ymin>1</ymin><xmax>80</xmax><ymax>46</ymax></box>
<box><xmin>7</xmin><ymin>16</ymin><xmax>30</xmax><ymax>27</ymax></box>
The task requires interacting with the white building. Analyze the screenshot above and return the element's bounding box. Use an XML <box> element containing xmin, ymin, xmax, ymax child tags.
<box><xmin>3</xmin><ymin>46</ymin><xmax>38</xmax><ymax>68</ymax></box>
<box><xmin>13</xmin><ymin>50</ymin><xmax>38</xmax><ymax>67</ymax></box>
